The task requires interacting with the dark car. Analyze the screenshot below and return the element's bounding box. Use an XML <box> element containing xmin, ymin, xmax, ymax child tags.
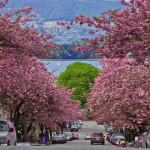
<box><xmin>110</xmin><ymin>133</ymin><xmax>122</xmax><ymax>143</ymax></box>
<box><xmin>64</xmin><ymin>132</ymin><xmax>73</xmax><ymax>141</ymax></box>
<box><xmin>97</xmin><ymin>122</ymin><xmax>103</xmax><ymax>125</ymax></box>
<box><xmin>71</xmin><ymin>124</ymin><xmax>79</xmax><ymax>132</ymax></box>
<box><xmin>106</xmin><ymin>131</ymin><xmax>118</xmax><ymax>142</ymax></box>
<box><xmin>52</xmin><ymin>134</ymin><xmax>67</xmax><ymax>144</ymax></box>
<box><xmin>111</xmin><ymin>135</ymin><xmax>126</xmax><ymax>145</ymax></box>
<box><xmin>91</xmin><ymin>133</ymin><xmax>105</xmax><ymax>145</ymax></box>
<box><xmin>74</xmin><ymin>121</ymin><xmax>81</xmax><ymax>129</ymax></box>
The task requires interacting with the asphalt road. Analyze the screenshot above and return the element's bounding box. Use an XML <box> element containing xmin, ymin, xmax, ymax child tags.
<box><xmin>0</xmin><ymin>121</ymin><xmax>148</xmax><ymax>150</ymax></box>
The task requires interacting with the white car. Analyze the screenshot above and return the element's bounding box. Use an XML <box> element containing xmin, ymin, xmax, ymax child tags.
<box><xmin>106</xmin><ymin>126</ymin><xmax>113</xmax><ymax>132</ymax></box>
<box><xmin>78</xmin><ymin>120</ymin><xmax>83</xmax><ymax>125</ymax></box>
<box><xmin>0</xmin><ymin>119</ymin><xmax>17</xmax><ymax>146</ymax></box>
<box><xmin>85</xmin><ymin>134</ymin><xmax>91</xmax><ymax>140</ymax></box>
<box><xmin>146</xmin><ymin>133</ymin><xmax>150</xmax><ymax>148</ymax></box>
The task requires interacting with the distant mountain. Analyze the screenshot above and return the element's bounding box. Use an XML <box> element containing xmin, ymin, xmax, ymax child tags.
<box><xmin>1</xmin><ymin>0</ymin><xmax>124</xmax><ymax>43</ymax></box>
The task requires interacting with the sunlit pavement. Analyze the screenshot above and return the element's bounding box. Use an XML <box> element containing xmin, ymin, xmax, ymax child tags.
<box><xmin>0</xmin><ymin>121</ymin><xmax>148</xmax><ymax>150</ymax></box>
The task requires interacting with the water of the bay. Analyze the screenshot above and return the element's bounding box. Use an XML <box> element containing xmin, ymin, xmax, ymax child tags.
<box><xmin>40</xmin><ymin>59</ymin><xmax>102</xmax><ymax>76</ymax></box>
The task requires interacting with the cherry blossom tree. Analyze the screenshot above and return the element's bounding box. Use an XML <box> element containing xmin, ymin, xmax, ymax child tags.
<box><xmin>0</xmin><ymin>1</ymin><xmax>84</xmax><ymax>140</ymax></box>
<box><xmin>87</xmin><ymin>58</ymin><xmax>150</xmax><ymax>133</ymax></box>
<box><xmin>0</xmin><ymin>0</ymin><xmax>8</xmax><ymax>8</ymax></box>
<box><xmin>66</xmin><ymin>0</ymin><xmax>150</xmax><ymax>64</ymax></box>
<box><xmin>0</xmin><ymin>56</ymin><xmax>56</xmax><ymax>134</ymax></box>
<box><xmin>61</xmin><ymin>0</ymin><xmax>150</xmax><ymax>133</ymax></box>
<box><xmin>0</xmin><ymin>0</ymin><xmax>58</xmax><ymax>62</ymax></box>
<box><xmin>0</xmin><ymin>56</ymin><xmax>84</xmax><ymax>138</ymax></box>
<box><xmin>0</xmin><ymin>1</ymin><xmax>60</xmax><ymax>140</ymax></box>
<box><xmin>39</xmin><ymin>87</ymin><xmax>84</xmax><ymax>131</ymax></box>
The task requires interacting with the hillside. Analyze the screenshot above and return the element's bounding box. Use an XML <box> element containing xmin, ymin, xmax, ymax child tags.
<box><xmin>1</xmin><ymin>0</ymin><xmax>124</xmax><ymax>44</ymax></box>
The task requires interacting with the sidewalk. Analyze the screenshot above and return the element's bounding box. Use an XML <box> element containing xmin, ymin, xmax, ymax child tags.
<box><xmin>16</xmin><ymin>142</ymin><xmax>31</xmax><ymax>146</ymax></box>
<box><xmin>17</xmin><ymin>142</ymin><xmax>46</xmax><ymax>146</ymax></box>
<box><xmin>31</xmin><ymin>143</ymin><xmax>45</xmax><ymax>146</ymax></box>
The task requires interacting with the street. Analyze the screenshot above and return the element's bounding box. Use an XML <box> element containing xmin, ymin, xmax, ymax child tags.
<box><xmin>0</xmin><ymin>121</ymin><xmax>148</xmax><ymax>150</ymax></box>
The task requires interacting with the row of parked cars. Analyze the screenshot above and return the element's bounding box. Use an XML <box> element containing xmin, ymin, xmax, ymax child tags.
<box><xmin>52</xmin><ymin>132</ymin><xmax>79</xmax><ymax>144</ymax></box>
<box><xmin>106</xmin><ymin>131</ymin><xmax>126</xmax><ymax>146</ymax></box>
<box><xmin>52</xmin><ymin>119</ymin><xmax>83</xmax><ymax>144</ymax></box>
<box><xmin>105</xmin><ymin>124</ymin><xmax>150</xmax><ymax>148</ymax></box>
<box><xmin>70</xmin><ymin>119</ymin><xmax>83</xmax><ymax>132</ymax></box>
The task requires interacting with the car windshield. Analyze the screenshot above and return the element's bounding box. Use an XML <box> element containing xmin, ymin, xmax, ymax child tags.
<box><xmin>112</xmin><ymin>133</ymin><xmax>122</xmax><ymax>136</ymax></box>
<box><xmin>65</xmin><ymin>132</ymin><xmax>72</xmax><ymax>135</ymax></box>
<box><xmin>0</xmin><ymin>121</ymin><xmax>7</xmax><ymax>131</ymax></box>
<box><xmin>54</xmin><ymin>134</ymin><xmax>63</xmax><ymax>137</ymax></box>
<box><xmin>74</xmin><ymin>122</ymin><xmax>80</xmax><ymax>125</ymax></box>
<box><xmin>114</xmin><ymin>136</ymin><xmax>125</xmax><ymax>139</ymax></box>
<box><xmin>86</xmin><ymin>134</ymin><xmax>91</xmax><ymax>137</ymax></box>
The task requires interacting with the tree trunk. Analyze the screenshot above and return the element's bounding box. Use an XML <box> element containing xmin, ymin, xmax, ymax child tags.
<box><xmin>13</xmin><ymin>111</ymin><xmax>21</xmax><ymax>141</ymax></box>
<box><xmin>23</xmin><ymin>116</ymin><xmax>28</xmax><ymax>142</ymax></box>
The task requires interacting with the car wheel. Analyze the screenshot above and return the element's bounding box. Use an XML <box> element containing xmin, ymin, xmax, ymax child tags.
<box><xmin>146</xmin><ymin>142</ymin><xmax>148</xmax><ymax>148</ymax></box>
<box><xmin>102</xmin><ymin>142</ymin><xmax>105</xmax><ymax>145</ymax></box>
<box><xmin>7</xmin><ymin>141</ymin><xmax>10</xmax><ymax>146</ymax></box>
<box><xmin>14</xmin><ymin>141</ymin><xmax>17</xmax><ymax>146</ymax></box>
<box><xmin>91</xmin><ymin>142</ymin><xmax>93</xmax><ymax>145</ymax></box>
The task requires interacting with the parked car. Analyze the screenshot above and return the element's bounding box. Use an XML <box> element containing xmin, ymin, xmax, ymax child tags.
<box><xmin>135</xmin><ymin>132</ymin><xmax>150</xmax><ymax>148</ymax></box>
<box><xmin>91</xmin><ymin>133</ymin><xmax>105</xmax><ymax>145</ymax></box>
<box><xmin>135</xmin><ymin>133</ymin><xmax>146</xmax><ymax>148</ymax></box>
<box><xmin>64</xmin><ymin>132</ymin><xmax>73</xmax><ymax>141</ymax></box>
<box><xmin>97</xmin><ymin>122</ymin><xmax>103</xmax><ymax>125</ymax></box>
<box><xmin>72</xmin><ymin>133</ymin><xmax>79</xmax><ymax>140</ymax></box>
<box><xmin>111</xmin><ymin>135</ymin><xmax>126</xmax><ymax>145</ymax></box>
<box><xmin>104</xmin><ymin>124</ymin><xmax>112</xmax><ymax>132</ymax></box>
<box><xmin>106</xmin><ymin>131</ymin><xmax>118</xmax><ymax>142</ymax></box>
<box><xmin>115</xmin><ymin>137</ymin><xmax>127</xmax><ymax>147</ymax></box>
<box><xmin>110</xmin><ymin>133</ymin><xmax>123</xmax><ymax>143</ymax></box>
<box><xmin>74</xmin><ymin>121</ymin><xmax>81</xmax><ymax>129</ymax></box>
<box><xmin>146</xmin><ymin>132</ymin><xmax>150</xmax><ymax>148</ymax></box>
<box><xmin>78</xmin><ymin>119</ymin><xmax>83</xmax><ymax>125</ymax></box>
<box><xmin>106</xmin><ymin>126</ymin><xmax>113</xmax><ymax>132</ymax></box>
<box><xmin>0</xmin><ymin>119</ymin><xmax>17</xmax><ymax>146</ymax></box>
<box><xmin>70</xmin><ymin>124</ymin><xmax>79</xmax><ymax>132</ymax></box>
<box><xmin>85</xmin><ymin>134</ymin><xmax>91</xmax><ymax>140</ymax></box>
<box><xmin>52</xmin><ymin>134</ymin><xmax>67</xmax><ymax>144</ymax></box>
